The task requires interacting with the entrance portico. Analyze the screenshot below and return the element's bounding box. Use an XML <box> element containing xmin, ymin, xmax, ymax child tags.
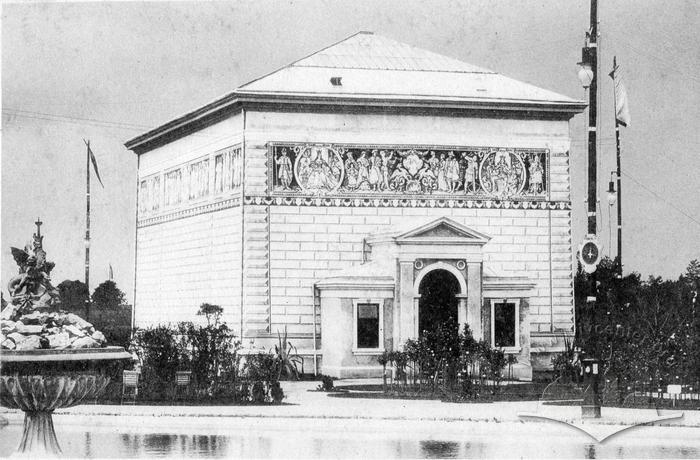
<box><xmin>317</xmin><ymin>217</ymin><xmax>535</xmax><ymax>379</ymax></box>
<box><xmin>375</xmin><ymin>217</ymin><xmax>489</xmax><ymax>347</ymax></box>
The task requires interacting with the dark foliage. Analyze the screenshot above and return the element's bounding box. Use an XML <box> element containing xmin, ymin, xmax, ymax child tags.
<box><xmin>127</xmin><ymin>322</ymin><xmax>284</xmax><ymax>404</ymax></box>
<box><xmin>57</xmin><ymin>279</ymin><xmax>89</xmax><ymax>314</ymax></box>
<box><xmin>197</xmin><ymin>303</ymin><xmax>224</xmax><ymax>326</ymax></box>
<box><xmin>573</xmin><ymin>257</ymin><xmax>700</xmax><ymax>402</ymax></box>
<box><xmin>91</xmin><ymin>280</ymin><xmax>127</xmax><ymax>310</ymax></box>
<box><xmin>317</xmin><ymin>374</ymin><xmax>335</xmax><ymax>391</ymax></box>
<box><xmin>383</xmin><ymin>323</ymin><xmax>510</xmax><ymax>397</ymax></box>
<box><xmin>90</xmin><ymin>305</ymin><xmax>132</xmax><ymax>348</ymax></box>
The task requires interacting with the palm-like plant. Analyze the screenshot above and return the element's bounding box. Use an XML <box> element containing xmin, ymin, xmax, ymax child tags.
<box><xmin>274</xmin><ymin>327</ymin><xmax>301</xmax><ymax>380</ymax></box>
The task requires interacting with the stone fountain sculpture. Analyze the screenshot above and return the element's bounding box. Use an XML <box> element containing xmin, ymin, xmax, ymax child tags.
<box><xmin>0</xmin><ymin>220</ymin><xmax>131</xmax><ymax>456</ymax></box>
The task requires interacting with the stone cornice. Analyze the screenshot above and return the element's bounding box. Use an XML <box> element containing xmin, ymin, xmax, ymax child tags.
<box><xmin>136</xmin><ymin>194</ymin><xmax>570</xmax><ymax>229</ymax></box>
<box><xmin>137</xmin><ymin>197</ymin><xmax>240</xmax><ymax>228</ymax></box>
<box><xmin>124</xmin><ymin>92</ymin><xmax>585</xmax><ymax>154</ymax></box>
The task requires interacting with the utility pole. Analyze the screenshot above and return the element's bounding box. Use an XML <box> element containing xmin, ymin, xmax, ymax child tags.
<box><xmin>580</xmin><ymin>0</ymin><xmax>602</xmax><ymax>419</ymax></box>
<box><xmin>85</xmin><ymin>140</ymin><xmax>91</xmax><ymax>320</ymax></box>
<box><xmin>612</xmin><ymin>56</ymin><xmax>623</xmax><ymax>277</ymax></box>
<box><xmin>586</xmin><ymin>0</ymin><xmax>598</xmax><ymax>240</ymax></box>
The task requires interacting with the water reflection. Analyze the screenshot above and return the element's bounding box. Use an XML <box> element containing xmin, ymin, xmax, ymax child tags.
<box><xmin>0</xmin><ymin>419</ymin><xmax>698</xmax><ymax>459</ymax></box>
<box><xmin>115</xmin><ymin>433</ymin><xmax>230</xmax><ymax>457</ymax></box>
<box><xmin>584</xmin><ymin>443</ymin><xmax>596</xmax><ymax>459</ymax></box>
<box><xmin>419</xmin><ymin>440</ymin><xmax>460</xmax><ymax>458</ymax></box>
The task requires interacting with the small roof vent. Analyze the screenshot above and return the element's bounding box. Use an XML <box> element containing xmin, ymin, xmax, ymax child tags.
<box><xmin>330</xmin><ymin>77</ymin><xmax>342</xmax><ymax>86</ymax></box>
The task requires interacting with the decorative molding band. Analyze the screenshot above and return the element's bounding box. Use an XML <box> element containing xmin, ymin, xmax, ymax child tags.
<box><xmin>244</xmin><ymin>194</ymin><xmax>571</xmax><ymax>210</ymax></box>
<box><xmin>137</xmin><ymin>197</ymin><xmax>241</xmax><ymax>228</ymax></box>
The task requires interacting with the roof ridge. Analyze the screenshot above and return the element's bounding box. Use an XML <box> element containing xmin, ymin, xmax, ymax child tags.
<box><xmin>288</xmin><ymin>32</ymin><xmax>496</xmax><ymax>74</ymax></box>
<box><xmin>238</xmin><ymin>31</ymin><xmax>369</xmax><ymax>90</ymax></box>
<box><xmin>291</xmin><ymin>64</ymin><xmax>496</xmax><ymax>75</ymax></box>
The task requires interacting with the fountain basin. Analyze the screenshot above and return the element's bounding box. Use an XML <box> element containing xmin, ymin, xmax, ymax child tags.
<box><xmin>0</xmin><ymin>347</ymin><xmax>132</xmax><ymax>457</ymax></box>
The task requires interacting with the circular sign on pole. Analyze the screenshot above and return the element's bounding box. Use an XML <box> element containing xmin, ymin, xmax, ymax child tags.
<box><xmin>579</xmin><ymin>237</ymin><xmax>601</xmax><ymax>273</ymax></box>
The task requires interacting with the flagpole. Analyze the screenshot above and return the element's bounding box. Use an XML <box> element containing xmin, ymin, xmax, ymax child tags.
<box><xmin>612</xmin><ymin>57</ymin><xmax>623</xmax><ymax>277</ymax></box>
<box><xmin>84</xmin><ymin>139</ymin><xmax>91</xmax><ymax>319</ymax></box>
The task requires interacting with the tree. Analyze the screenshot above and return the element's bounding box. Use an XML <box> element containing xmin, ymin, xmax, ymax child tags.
<box><xmin>684</xmin><ymin>259</ymin><xmax>700</xmax><ymax>282</ymax></box>
<box><xmin>91</xmin><ymin>280</ymin><xmax>126</xmax><ymax>310</ymax></box>
<box><xmin>57</xmin><ymin>279</ymin><xmax>89</xmax><ymax>313</ymax></box>
<box><xmin>197</xmin><ymin>303</ymin><xmax>223</xmax><ymax>326</ymax></box>
<box><xmin>574</xmin><ymin>257</ymin><xmax>700</xmax><ymax>402</ymax></box>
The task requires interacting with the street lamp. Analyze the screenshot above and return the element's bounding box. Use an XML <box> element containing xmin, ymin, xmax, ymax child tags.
<box><xmin>607</xmin><ymin>172</ymin><xmax>617</xmax><ymax>206</ymax></box>
<box><xmin>577</xmin><ymin>61</ymin><xmax>594</xmax><ymax>89</ymax></box>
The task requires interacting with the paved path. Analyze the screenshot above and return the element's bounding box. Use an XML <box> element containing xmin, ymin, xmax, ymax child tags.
<box><xmin>2</xmin><ymin>379</ymin><xmax>699</xmax><ymax>429</ymax></box>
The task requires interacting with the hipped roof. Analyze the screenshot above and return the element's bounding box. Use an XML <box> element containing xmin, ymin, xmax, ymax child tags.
<box><xmin>126</xmin><ymin>31</ymin><xmax>585</xmax><ymax>153</ymax></box>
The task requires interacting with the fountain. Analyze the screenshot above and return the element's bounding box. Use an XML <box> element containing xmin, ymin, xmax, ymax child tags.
<box><xmin>0</xmin><ymin>220</ymin><xmax>131</xmax><ymax>456</ymax></box>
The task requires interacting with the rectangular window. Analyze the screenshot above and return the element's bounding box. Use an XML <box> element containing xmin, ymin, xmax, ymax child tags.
<box><xmin>492</xmin><ymin>300</ymin><xmax>518</xmax><ymax>348</ymax></box>
<box><xmin>188</xmin><ymin>158</ymin><xmax>209</xmax><ymax>200</ymax></box>
<box><xmin>355</xmin><ymin>301</ymin><xmax>382</xmax><ymax>350</ymax></box>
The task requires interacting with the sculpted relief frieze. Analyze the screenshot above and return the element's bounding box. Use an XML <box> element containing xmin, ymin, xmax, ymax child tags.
<box><xmin>271</xmin><ymin>144</ymin><xmax>548</xmax><ymax>199</ymax></box>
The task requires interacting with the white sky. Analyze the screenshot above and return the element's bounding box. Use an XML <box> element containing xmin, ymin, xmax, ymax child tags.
<box><xmin>2</xmin><ymin>0</ymin><xmax>699</xmax><ymax>302</ymax></box>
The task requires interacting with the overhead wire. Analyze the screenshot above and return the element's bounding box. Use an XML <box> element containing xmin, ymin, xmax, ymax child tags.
<box><xmin>621</xmin><ymin>171</ymin><xmax>700</xmax><ymax>229</ymax></box>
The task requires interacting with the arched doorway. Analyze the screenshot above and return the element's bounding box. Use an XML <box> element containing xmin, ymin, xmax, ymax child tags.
<box><xmin>418</xmin><ymin>269</ymin><xmax>460</xmax><ymax>336</ymax></box>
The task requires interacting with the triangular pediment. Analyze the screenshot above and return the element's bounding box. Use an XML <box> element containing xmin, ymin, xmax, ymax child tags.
<box><xmin>395</xmin><ymin>217</ymin><xmax>491</xmax><ymax>245</ymax></box>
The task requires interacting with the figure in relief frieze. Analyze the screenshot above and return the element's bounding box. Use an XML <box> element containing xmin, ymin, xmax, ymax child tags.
<box><xmin>437</xmin><ymin>153</ymin><xmax>448</xmax><ymax>192</ymax></box>
<box><xmin>368</xmin><ymin>150</ymin><xmax>381</xmax><ymax>191</ymax></box>
<box><xmin>307</xmin><ymin>152</ymin><xmax>329</xmax><ymax>190</ymax></box>
<box><xmin>293</xmin><ymin>146</ymin><xmax>345</xmax><ymax>194</ymax></box>
<box><xmin>427</xmin><ymin>151</ymin><xmax>439</xmax><ymax>178</ymax></box>
<box><xmin>479</xmin><ymin>149</ymin><xmax>526</xmax><ymax>198</ymax></box>
<box><xmin>463</xmin><ymin>154</ymin><xmax>478</xmax><ymax>194</ymax></box>
<box><xmin>233</xmin><ymin>150</ymin><xmax>241</xmax><ymax>188</ymax></box>
<box><xmin>379</xmin><ymin>150</ymin><xmax>393</xmax><ymax>191</ymax></box>
<box><xmin>445</xmin><ymin>151</ymin><xmax>461</xmax><ymax>193</ymax></box>
<box><xmin>275</xmin><ymin>148</ymin><xmax>293</xmax><ymax>190</ymax></box>
<box><xmin>344</xmin><ymin>151</ymin><xmax>360</xmax><ymax>190</ymax></box>
<box><xmin>297</xmin><ymin>150</ymin><xmax>311</xmax><ymax>185</ymax></box>
<box><xmin>357</xmin><ymin>151</ymin><xmax>370</xmax><ymax>189</ymax></box>
<box><xmin>528</xmin><ymin>154</ymin><xmax>543</xmax><ymax>194</ymax></box>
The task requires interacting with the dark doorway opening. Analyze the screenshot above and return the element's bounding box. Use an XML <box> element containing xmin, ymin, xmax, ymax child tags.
<box><xmin>418</xmin><ymin>269</ymin><xmax>460</xmax><ymax>336</ymax></box>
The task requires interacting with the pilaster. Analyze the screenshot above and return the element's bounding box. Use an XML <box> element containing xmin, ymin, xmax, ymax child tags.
<box><xmin>467</xmin><ymin>262</ymin><xmax>483</xmax><ymax>340</ymax></box>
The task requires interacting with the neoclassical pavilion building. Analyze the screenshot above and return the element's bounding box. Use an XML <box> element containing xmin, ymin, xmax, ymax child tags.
<box><xmin>125</xmin><ymin>32</ymin><xmax>585</xmax><ymax>379</ymax></box>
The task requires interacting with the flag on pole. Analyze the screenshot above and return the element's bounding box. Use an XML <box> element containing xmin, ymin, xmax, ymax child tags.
<box><xmin>87</xmin><ymin>143</ymin><xmax>104</xmax><ymax>187</ymax></box>
<box><xmin>109</xmin><ymin>264</ymin><xmax>114</xmax><ymax>281</ymax></box>
<box><xmin>609</xmin><ymin>61</ymin><xmax>631</xmax><ymax>127</ymax></box>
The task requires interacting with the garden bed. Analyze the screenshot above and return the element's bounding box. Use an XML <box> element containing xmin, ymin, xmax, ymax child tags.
<box><xmin>328</xmin><ymin>382</ymin><xmax>552</xmax><ymax>403</ymax></box>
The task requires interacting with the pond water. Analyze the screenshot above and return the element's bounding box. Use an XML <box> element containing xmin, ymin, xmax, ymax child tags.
<box><xmin>1</xmin><ymin>415</ymin><xmax>699</xmax><ymax>458</ymax></box>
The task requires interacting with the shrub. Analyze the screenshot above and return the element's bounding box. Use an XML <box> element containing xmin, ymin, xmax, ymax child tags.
<box><xmin>130</xmin><ymin>325</ymin><xmax>181</xmax><ymax>400</ymax></box>
<box><xmin>91</xmin><ymin>280</ymin><xmax>126</xmax><ymax>310</ymax></box>
<box><xmin>270</xmin><ymin>381</ymin><xmax>285</xmax><ymax>403</ymax></box>
<box><xmin>317</xmin><ymin>375</ymin><xmax>334</xmax><ymax>391</ymax></box>
<box><xmin>392</xmin><ymin>321</ymin><xmax>511</xmax><ymax>396</ymax></box>
<box><xmin>90</xmin><ymin>305</ymin><xmax>132</xmax><ymax>349</ymax></box>
<box><xmin>551</xmin><ymin>335</ymin><xmax>581</xmax><ymax>383</ymax></box>
<box><xmin>177</xmin><ymin>321</ymin><xmax>240</xmax><ymax>393</ymax></box>
<box><xmin>128</xmin><ymin>311</ymin><xmax>283</xmax><ymax>404</ymax></box>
